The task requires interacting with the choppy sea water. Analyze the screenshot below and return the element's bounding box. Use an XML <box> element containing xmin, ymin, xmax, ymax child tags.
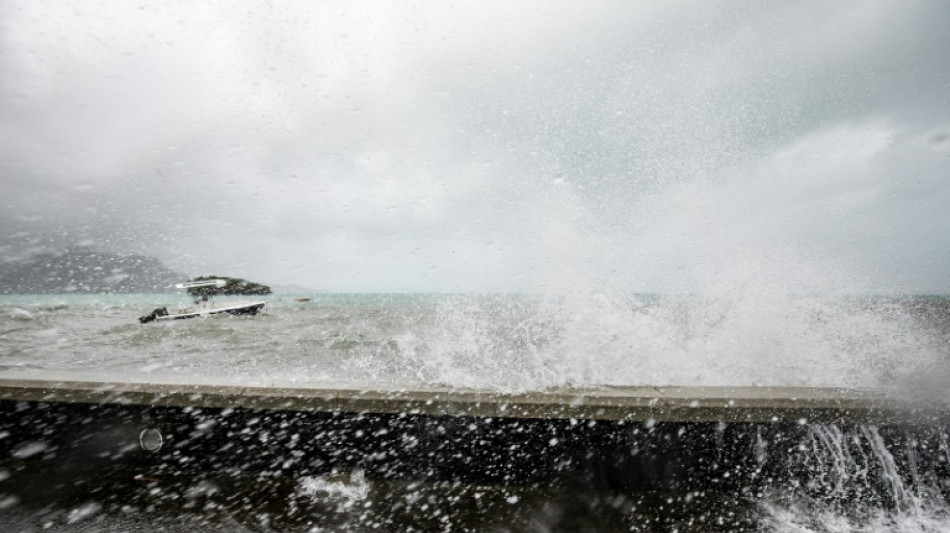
<box><xmin>1</xmin><ymin>292</ymin><xmax>948</xmax><ymax>390</ymax></box>
<box><xmin>0</xmin><ymin>293</ymin><xmax>949</xmax><ymax>531</ymax></box>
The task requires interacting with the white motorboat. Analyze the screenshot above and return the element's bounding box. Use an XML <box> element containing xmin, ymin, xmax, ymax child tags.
<box><xmin>139</xmin><ymin>279</ymin><xmax>266</xmax><ymax>323</ymax></box>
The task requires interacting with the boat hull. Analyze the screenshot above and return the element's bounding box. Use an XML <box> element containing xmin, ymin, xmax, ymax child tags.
<box><xmin>140</xmin><ymin>301</ymin><xmax>266</xmax><ymax>323</ymax></box>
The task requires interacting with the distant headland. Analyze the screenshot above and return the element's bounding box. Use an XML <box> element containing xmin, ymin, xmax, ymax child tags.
<box><xmin>0</xmin><ymin>249</ymin><xmax>186</xmax><ymax>294</ymax></box>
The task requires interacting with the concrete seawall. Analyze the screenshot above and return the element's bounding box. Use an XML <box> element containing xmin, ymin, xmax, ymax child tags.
<box><xmin>0</xmin><ymin>377</ymin><xmax>942</xmax><ymax>425</ymax></box>
<box><xmin>0</xmin><ymin>376</ymin><xmax>948</xmax><ymax>508</ymax></box>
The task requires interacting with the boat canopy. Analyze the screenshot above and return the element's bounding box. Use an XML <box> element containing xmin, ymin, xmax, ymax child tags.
<box><xmin>174</xmin><ymin>279</ymin><xmax>228</xmax><ymax>290</ymax></box>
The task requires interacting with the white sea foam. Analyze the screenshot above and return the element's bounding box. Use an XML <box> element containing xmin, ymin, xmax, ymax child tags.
<box><xmin>762</xmin><ymin>503</ymin><xmax>950</xmax><ymax>533</ymax></box>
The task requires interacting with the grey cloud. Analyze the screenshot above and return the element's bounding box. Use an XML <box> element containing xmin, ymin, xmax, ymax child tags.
<box><xmin>1</xmin><ymin>0</ymin><xmax>948</xmax><ymax>292</ymax></box>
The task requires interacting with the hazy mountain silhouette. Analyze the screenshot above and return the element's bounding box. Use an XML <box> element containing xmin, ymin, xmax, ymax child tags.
<box><xmin>0</xmin><ymin>249</ymin><xmax>186</xmax><ymax>294</ymax></box>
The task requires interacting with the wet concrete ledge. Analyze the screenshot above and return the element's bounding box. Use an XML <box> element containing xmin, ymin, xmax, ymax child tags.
<box><xmin>0</xmin><ymin>378</ymin><xmax>942</xmax><ymax>425</ymax></box>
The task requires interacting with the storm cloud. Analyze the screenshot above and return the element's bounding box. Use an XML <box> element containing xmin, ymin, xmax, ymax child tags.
<box><xmin>1</xmin><ymin>0</ymin><xmax>948</xmax><ymax>292</ymax></box>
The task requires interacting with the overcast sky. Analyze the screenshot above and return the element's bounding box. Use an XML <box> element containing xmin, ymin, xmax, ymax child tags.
<box><xmin>1</xmin><ymin>1</ymin><xmax>948</xmax><ymax>292</ymax></box>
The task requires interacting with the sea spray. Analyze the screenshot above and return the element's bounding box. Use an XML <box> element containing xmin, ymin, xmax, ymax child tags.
<box><xmin>761</xmin><ymin>424</ymin><xmax>950</xmax><ymax>531</ymax></box>
<box><xmin>369</xmin><ymin>291</ymin><xmax>946</xmax><ymax>390</ymax></box>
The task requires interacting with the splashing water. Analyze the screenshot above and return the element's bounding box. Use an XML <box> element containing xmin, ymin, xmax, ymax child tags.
<box><xmin>0</xmin><ymin>291</ymin><xmax>946</xmax><ymax>391</ymax></box>
<box><xmin>356</xmin><ymin>290</ymin><xmax>947</xmax><ymax>391</ymax></box>
<box><xmin>761</xmin><ymin>425</ymin><xmax>950</xmax><ymax>532</ymax></box>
